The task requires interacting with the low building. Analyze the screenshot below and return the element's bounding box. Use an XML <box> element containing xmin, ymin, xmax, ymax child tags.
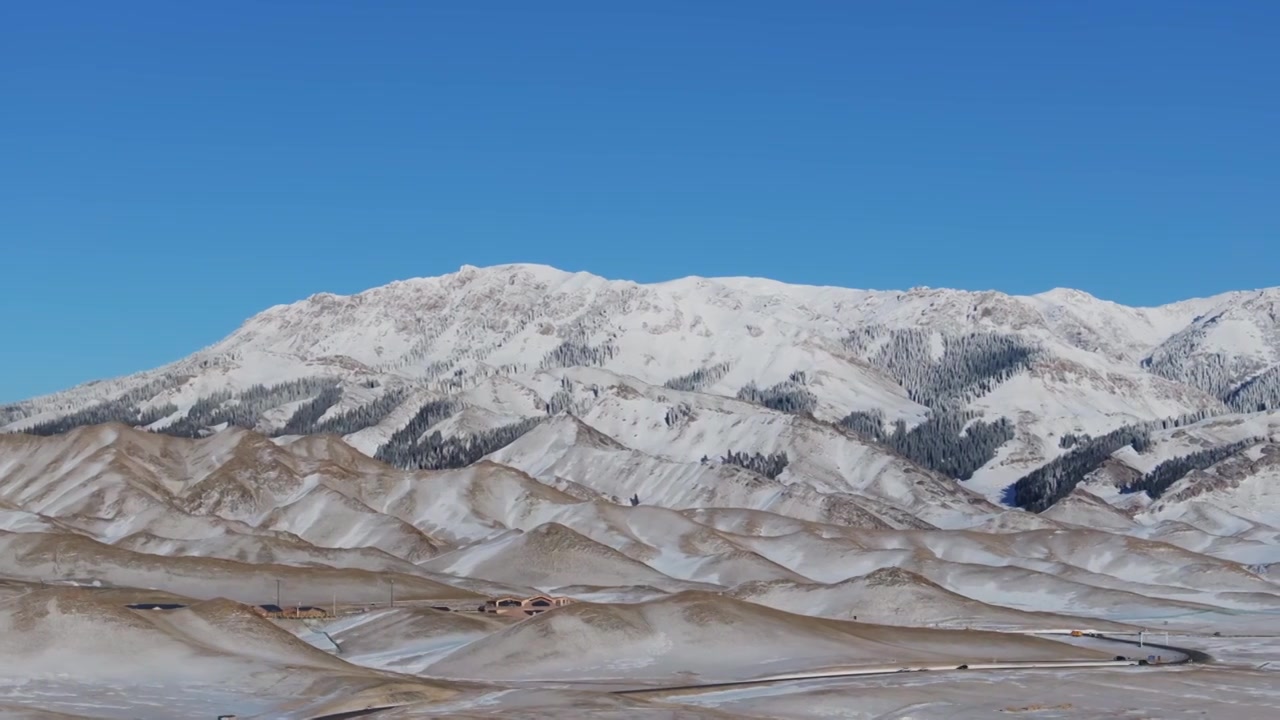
<box><xmin>126</xmin><ymin>602</ymin><xmax>187</xmax><ymax>611</ymax></box>
<box><xmin>253</xmin><ymin>604</ymin><xmax>331</xmax><ymax>619</ymax></box>
<box><xmin>482</xmin><ymin>595</ymin><xmax>573</xmax><ymax>617</ymax></box>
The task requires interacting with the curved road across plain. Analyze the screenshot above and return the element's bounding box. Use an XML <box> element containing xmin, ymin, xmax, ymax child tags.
<box><xmin>306</xmin><ymin>632</ymin><xmax>1209</xmax><ymax>718</ymax></box>
<box><xmin>611</xmin><ymin>631</ymin><xmax>1207</xmax><ymax>699</ymax></box>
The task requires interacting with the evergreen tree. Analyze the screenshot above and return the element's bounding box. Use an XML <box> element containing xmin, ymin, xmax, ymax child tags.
<box><xmin>379</xmin><ymin>417</ymin><xmax>542</xmax><ymax>470</ymax></box>
<box><xmin>721</xmin><ymin>450</ymin><xmax>790</xmax><ymax>479</ymax></box>
<box><xmin>839</xmin><ymin>408</ymin><xmax>1013</xmax><ymax>481</ymax></box>
<box><xmin>1122</xmin><ymin>439</ymin><xmax>1259</xmax><ymax>498</ymax></box>
<box><xmin>163</xmin><ymin>378</ymin><xmax>340</xmax><ymax>438</ymax></box>
<box><xmin>539</xmin><ymin>329</ymin><xmax>619</xmax><ymax>369</ymax></box>
<box><xmin>1059</xmin><ymin>433</ymin><xmax>1091</xmax><ymax>449</ymax></box>
<box><xmin>1006</xmin><ymin>424</ymin><xmax>1153</xmax><ymax>512</ymax></box>
<box><xmin>664</xmin><ymin>362</ymin><xmax>732</xmax><ymax>392</ymax></box>
<box><xmin>23</xmin><ymin>375</ymin><xmax>187</xmax><ymax>436</ymax></box>
<box><xmin>736</xmin><ymin>377</ymin><xmax>817</xmax><ymax>414</ymax></box>
<box><xmin>276</xmin><ymin>384</ymin><xmax>344</xmax><ymax>436</ymax></box>
<box><xmin>1225</xmin><ymin>366</ymin><xmax>1280</xmax><ymax>413</ymax></box>
<box><xmin>847</xmin><ymin>328</ymin><xmax>1039</xmax><ymax>408</ymax></box>
<box><xmin>664</xmin><ymin>402</ymin><xmax>694</xmax><ymax>427</ymax></box>
<box><xmin>310</xmin><ymin>388</ymin><xmax>409</xmax><ymax>436</ymax></box>
<box><xmin>374</xmin><ymin>399</ymin><xmax>459</xmax><ymax>466</ymax></box>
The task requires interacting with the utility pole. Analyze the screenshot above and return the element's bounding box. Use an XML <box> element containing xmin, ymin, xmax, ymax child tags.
<box><xmin>276</xmin><ymin>579</ymin><xmax>281</xmax><ymax>608</ymax></box>
<box><xmin>1138</xmin><ymin>631</ymin><xmax>1144</xmax><ymax>648</ymax></box>
<box><xmin>389</xmin><ymin>578</ymin><xmax>395</xmax><ymax>608</ymax></box>
<box><xmin>332</xmin><ymin>591</ymin><xmax>337</xmax><ymax>619</ymax></box>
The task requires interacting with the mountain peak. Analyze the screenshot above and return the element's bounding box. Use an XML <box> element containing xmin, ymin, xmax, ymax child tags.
<box><xmin>4</xmin><ymin>264</ymin><xmax>1277</xmax><ymax>521</ymax></box>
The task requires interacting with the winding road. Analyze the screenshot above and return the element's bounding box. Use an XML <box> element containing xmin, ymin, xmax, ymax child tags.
<box><xmin>611</xmin><ymin>630</ymin><xmax>1206</xmax><ymax>699</ymax></box>
<box><xmin>306</xmin><ymin>631</ymin><xmax>1209</xmax><ymax>718</ymax></box>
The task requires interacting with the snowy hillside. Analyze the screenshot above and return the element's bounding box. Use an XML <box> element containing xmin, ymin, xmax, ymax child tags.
<box><xmin>2</xmin><ymin>421</ymin><xmax>1280</xmax><ymax>717</ymax></box>
<box><xmin>2</xmin><ymin>264</ymin><xmax>1277</xmax><ymax>513</ymax></box>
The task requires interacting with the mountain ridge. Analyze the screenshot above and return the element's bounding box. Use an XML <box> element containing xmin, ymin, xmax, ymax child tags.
<box><xmin>3</xmin><ymin>264</ymin><xmax>1278</xmax><ymax>515</ymax></box>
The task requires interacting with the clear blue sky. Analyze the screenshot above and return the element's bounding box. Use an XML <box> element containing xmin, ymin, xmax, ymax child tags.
<box><xmin>2</xmin><ymin>1</ymin><xmax>1276</xmax><ymax>402</ymax></box>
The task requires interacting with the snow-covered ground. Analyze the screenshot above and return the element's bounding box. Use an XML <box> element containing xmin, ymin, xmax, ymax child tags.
<box><xmin>1</xmin><ymin>265</ymin><xmax>1278</xmax><ymax>717</ymax></box>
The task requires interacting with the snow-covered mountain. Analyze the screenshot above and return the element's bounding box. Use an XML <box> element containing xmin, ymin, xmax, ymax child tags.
<box><xmin>3</xmin><ymin>263</ymin><xmax>1278</xmax><ymax>512</ymax></box>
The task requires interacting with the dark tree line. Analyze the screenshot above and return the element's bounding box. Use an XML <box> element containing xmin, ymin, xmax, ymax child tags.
<box><xmin>847</xmin><ymin>327</ymin><xmax>1040</xmax><ymax>408</ymax></box>
<box><xmin>722</xmin><ymin>450</ymin><xmax>790</xmax><ymax>479</ymax></box>
<box><xmin>1122</xmin><ymin>439</ymin><xmax>1259</xmax><ymax>499</ymax></box>
<box><xmin>1059</xmin><ymin>433</ymin><xmax>1091</xmax><ymax>449</ymax></box>
<box><xmin>540</xmin><ymin>338</ymin><xmax>618</xmax><ymax>369</ymax></box>
<box><xmin>373</xmin><ymin>399</ymin><xmax>459</xmax><ymax>465</ymax></box>
<box><xmin>1225</xmin><ymin>366</ymin><xmax>1280</xmax><ymax>413</ymax></box>
<box><xmin>378</xmin><ymin>418</ymin><xmax>542</xmax><ymax>470</ymax></box>
<box><xmin>276</xmin><ymin>384</ymin><xmax>344</xmax><ymax>436</ymax></box>
<box><xmin>832</xmin><ymin>329</ymin><xmax>1036</xmax><ymax>481</ymax></box>
<box><xmin>21</xmin><ymin>375</ymin><xmax>187</xmax><ymax>436</ymax></box>
<box><xmin>1152</xmin><ymin>409</ymin><xmax>1218</xmax><ymax>430</ymax></box>
<box><xmin>24</xmin><ymin>398</ymin><xmax>178</xmax><ymax>436</ymax></box>
<box><xmin>1141</xmin><ymin>322</ymin><xmax>1240</xmax><ymax>400</ymax></box>
<box><xmin>840</xmin><ymin>410</ymin><xmax>886</xmax><ymax>438</ymax></box>
<box><xmin>160</xmin><ymin>390</ymin><xmax>233</xmax><ymax>437</ymax></box>
<box><xmin>1142</xmin><ymin>319</ymin><xmax>1279</xmax><ymax>411</ymax></box>
<box><xmin>163</xmin><ymin>378</ymin><xmax>339</xmax><ymax>438</ymax></box>
<box><xmin>736</xmin><ymin>372</ymin><xmax>817</xmax><ymax>414</ymax></box>
<box><xmin>1144</xmin><ymin>352</ymin><xmax>1239</xmax><ymax>400</ymax></box>
<box><xmin>137</xmin><ymin>402</ymin><xmax>180</xmax><ymax>426</ymax></box>
<box><xmin>1005</xmin><ymin>425</ymin><xmax>1153</xmax><ymax>512</ymax></box>
<box><xmin>308</xmin><ymin>388</ymin><xmax>409</xmax><ymax>436</ymax></box>
<box><xmin>839</xmin><ymin>408</ymin><xmax>1014</xmax><ymax>481</ymax></box>
<box><xmin>664</xmin><ymin>362</ymin><xmax>731</xmax><ymax>392</ymax></box>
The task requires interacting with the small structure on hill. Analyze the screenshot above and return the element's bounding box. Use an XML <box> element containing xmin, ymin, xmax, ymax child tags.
<box><xmin>126</xmin><ymin>602</ymin><xmax>187</xmax><ymax>611</ymax></box>
<box><xmin>252</xmin><ymin>603</ymin><xmax>331</xmax><ymax>619</ymax></box>
<box><xmin>482</xmin><ymin>595</ymin><xmax>573</xmax><ymax>617</ymax></box>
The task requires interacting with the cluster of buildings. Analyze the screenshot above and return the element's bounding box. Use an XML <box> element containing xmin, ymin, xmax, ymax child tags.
<box><xmin>125</xmin><ymin>595</ymin><xmax>575</xmax><ymax>621</ymax></box>
<box><xmin>481</xmin><ymin>594</ymin><xmax>573</xmax><ymax>617</ymax></box>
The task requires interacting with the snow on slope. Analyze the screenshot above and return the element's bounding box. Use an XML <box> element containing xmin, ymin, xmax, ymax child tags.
<box><xmin>5</xmin><ymin>266</ymin><xmax>1280</xmax><ymax>720</ymax></box>
<box><xmin>489</xmin><ymin>409</ymin><xmax>980</xmax><ymax>531</ymax></box>
<box><xmin>0</xmin><ymin>587</ymin><xmax>459</xmax><ymax>719</ymax></box>
<box><xmin>729</xmin><ymin>567</ymin><xmax>1135</xmax><ymax>631</ymax></box>
<box><xmin>427</xmin><ymin>591</ymin><xmax>1114</xmax><ymax>682</ymax></box>
<box><xmin>5</xmin><ymin>264</ymin><xmax>1276</xmax><ymax>512</ymax></box>
<box><xmin>3</xmin><ymin>424</ymin><xmax>1276</xmax><ymax>627</ymax></box>
<box><xmin>1072</xmin><ymin>412</ymin><xmax>1280</xmax><ymax>539</ymax></box>
<box><xmin>324</xmin><ymin>606</ymin><xmax>511</xmax><ymax>674</ymax></box>
<box><xmin>419</xmin><ymin>522</ymin><xmax>707</xmax><ymax>592</ymax></box>
<box><xmin>0</xmin><ymin>530</ymin><xmax>480</xmax><ymax>604</ymax></box>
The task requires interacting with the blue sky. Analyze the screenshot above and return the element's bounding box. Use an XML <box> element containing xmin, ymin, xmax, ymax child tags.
<box><xmin>2</xmin><ymin>1</ymin><xmax>1276</xmax><ymax>401</ymax></box>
